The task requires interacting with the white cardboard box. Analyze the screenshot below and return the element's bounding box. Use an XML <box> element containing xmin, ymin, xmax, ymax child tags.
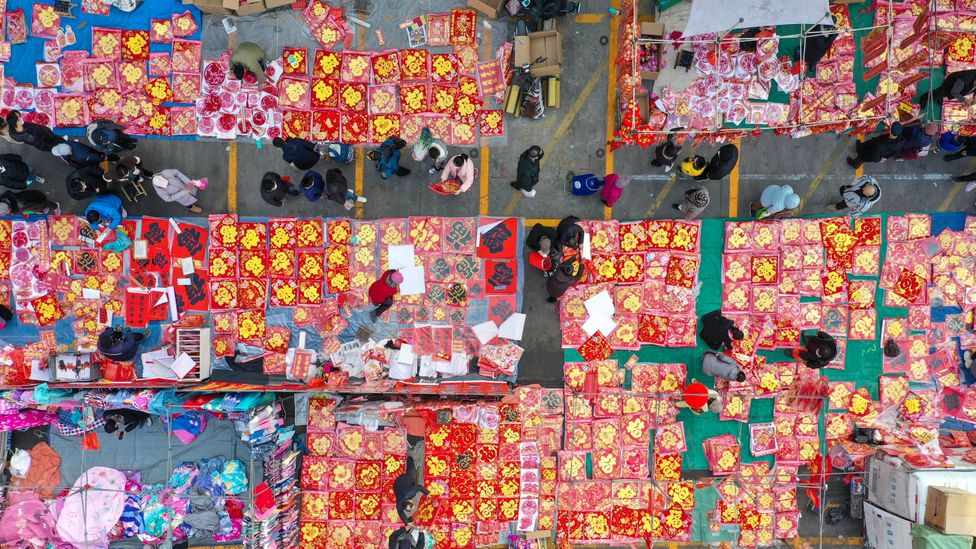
<box><xmin>864</xmin><ymin>502</ymin><xmax>914</xmax><ymax>549</ymax></box>
<box><xmin>867</xmin><ymin>455</ymin><xmax>976</xmax><ymax>523</ymax></box>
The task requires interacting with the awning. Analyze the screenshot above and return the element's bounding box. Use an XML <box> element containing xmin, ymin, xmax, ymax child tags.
<box><xmin>682</xmin><ymin>0</ymin><xmax>831</xmax><ymax>38</ymax></box>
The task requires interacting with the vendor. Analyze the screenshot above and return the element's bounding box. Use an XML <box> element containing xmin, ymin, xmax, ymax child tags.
<box><xmin>369</xmin><ymin>269</ymin><xmax>403</xmax><ymax>322</ymax></box>
<box><xmin>96</xmin><ymin>326</ymin><xmax>147</xmax><ymax>362</ymax></box>
<box><xmin>389</xmin><ymin>457</ymin><xmax>431</xmax><ymax>549</ymax></box>
<box><xmin>793</xmin><ymin>331</ymin><xmax>837</xmax><ymax>369</ymax></box>
<box><xmin>103</xmin><ymin>409</ymin><xmax>152</xmax><ymax>440</ymax></box>
<box><xmin>230</xmin><ymin>42</ymin><xmax>268</xmax><ymax>85</ymax></box>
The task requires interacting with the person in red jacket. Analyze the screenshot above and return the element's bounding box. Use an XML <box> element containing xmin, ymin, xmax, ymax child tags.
<box><xmin>369</xmin><ymin>269</ymin><xmax>403</xmax><ymax>321</ymax></box>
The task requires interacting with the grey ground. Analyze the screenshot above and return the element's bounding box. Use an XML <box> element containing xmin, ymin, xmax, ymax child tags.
<box><xmin>7</xmin><ymin>0</ymin><xmax>961</xmax><ymax>544</ymax></box>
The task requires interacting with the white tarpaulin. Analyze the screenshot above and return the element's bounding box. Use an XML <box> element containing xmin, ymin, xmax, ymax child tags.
<box><xmin>682</xmin><ymin>0</ymin><xmax>831</xmax><ymax>37</ymax></box>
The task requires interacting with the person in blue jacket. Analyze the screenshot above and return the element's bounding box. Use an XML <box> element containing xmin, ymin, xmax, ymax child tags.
<box><xmin>272</xmin><ymin>137</ymin><xmax>321</xmax><ymax>170</ymax></box>
<box><xmin>324</xmin><ymin>142</ymin><xmax>354</xmax><ymax>164</ymax></box>
<box><xmin>301</xmin><ymin>170</ymin><xmax>325</xmax><ymax>202</ymax></box>
<box><xmin>368</xmin><ymin>137</ymin><xmax>410</xmax><ymax>179</ymax></box>
<box><xmin>52</xmin><ymin>141</ymin><xmax>114</xmax><ymax>169</ymax></box>
<box><xmin>85</xmin><ymin>192</ymin><xmax>125</xmax><ymax>231</ymax></box>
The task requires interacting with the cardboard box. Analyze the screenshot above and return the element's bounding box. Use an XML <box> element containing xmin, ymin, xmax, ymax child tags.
<box><xmin>265</xmin><ymin>0</ymin><xmax>293</xmax><ymax>7</ymax></box>
<box><xmin>513</xmin><ymin>31</ymin><xmax>563</xmax><ymax>77</ymax></box>
<box><xmin>926</xmin><ymin>487</ymin><xmax>976</xmax><ymax>536</ymax></box>
<box><xmin>468</xmin><ymin>0</ymin><xmax>504</xmax><ymax>18</ymax></box>
<box><xmin>913</xmin><ymin>524</ymin><xmax>975</xmax><ymax>549</ymax></box>
<box><xmin>864</xmin><ymin>502</ymin><xmax>914</xmax><ymax>549</ymax></box>
<box><xmin>638</xmin><ymin>22</ymin><xmax>665</xmax><ymax>80</ymax></box>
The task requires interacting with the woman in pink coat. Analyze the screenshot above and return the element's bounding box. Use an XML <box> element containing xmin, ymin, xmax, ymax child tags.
<box><xmin>599</xmin><ymin>174</ymin><xmax>628</xmax><ymax>207</ymax></box>
<box><xmin>440</xmin><ymin>154</ymin><xmax>476</xmax><ymax>193</ymax></box>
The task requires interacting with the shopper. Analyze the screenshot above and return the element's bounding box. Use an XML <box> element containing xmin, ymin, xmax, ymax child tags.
<box><xmin>650</xmin><ymin>135</ymin><xmax>681</xmax><ymax>172</ymax></box>
<box><xmin>938</xmin><ymin>131</ymin><xmax>967</xmax><ymax>155</ymax></box>
<box><xmin>898</xmin><ymin>123</ymin><xmax>938</xmax><ymax>161</ymax></box>
<box><xmin>5</xmin><ymin>110</ymin><xmax>63</xmax><ymax>152</ymax></box>
<box><xmin>439</xmin><ymin>154</ymin><xmax>476</xmax><ymax>194</ymax></box>
<box><xmin>411</xmin><ymin>128</ymin><xmax>448</xmax><ymax>174</ymax></box>
<box><xmin>109</xmin><ymin>155</ymin><xmax>152</xmax><ymax>185</ymax></box>
<box><xmin>555</xmin><ymin>215</ymin><xmax>583</xmax><ymax>251</ymax></box>
<box><xmin>510</xmin><ymin>145</ymin><xmax>543</xmax><ymax>197</ymax></box>
<box><xmin>699</xmin><ymin>310</ymin><xmax>744</xmax><ymax>350</ymax></box>
<box><xmin>702</xmin><ymin>351</ymin><xmax>747</xmax><ymax>383</ymax></box>
<box><xmin>677</xmin><ymin>380</ymin><xmax>722</xmax><ymax>415</ymax></box>
<box><xmin>66</xmin><ymin>166</ymin><xmax>110</xmax><ymax>200</ymax></box>
<box><xmin>52</xmin><ymin>140</ymin><xmax>113</xmax><ymax>169</ymax></box>
<box><xmin>679</xmin><ymin>155</ymin><xmax>707</xmax><ymax>179</ymax></box>
<box><xmin>300</xmin><ymin>170</ymin><xmax>325</xmax><ymax>202</ymax></box>
<box><xmin>272</xmin><ymin>136</ymin><xmax>321</xmax><ymax>171</ymax></box>
<box><xmin>0</xmin><ymin>119</ymin><xmax>15</xmax><ymax>144</ymax></box>
<box><xmin>103</xmin><ymin>409</ymin><xmax>152</xmax><ymax>440</ymax></box>
<box><xmin>943</xmin><ymin>134</ymin><xmax>976</xmax><ymax>161</ymax></box>
<box><xmin>673</xmin><ymin>187</ymin><xmax>710</xmax><ymax>219</ymax></box>
<box><xmin>0</xmin><ymin>153</ymin><xmax>44</xmax><ymax>189</ymax></box>
<box><xmin>750</xmin><ymin>184</ymin><xmax>800</xmax><ymax>219</ymax></box>
<box><xmin>825</xmin><ymin>175</ymin><xmax>880</xmax><ymax>217</ymax></box>
<box><xmin>919</xmin><ymin>68</ymin><xmax>976</xmax><ymax>109</ymax></box>
<box><xmin>793</xmin><ymin>331</ymin><xmax>837</xmax><ymax>369</ymax></box>
<box><xmin>0</xmin><ymin>190</ymin><xmax>59</xmax><ymax>215</ymax></box>
<box><xmin>260</xmin><ymin>172</ymin><xmax>298</xmax><ymax>207</ymax></box>
<box><xmin>599</xmin><ymin>174</ymin><xmax>628</xmax><ymax>207</ymax></box>
<box><xmin>86</xmin><ymin>119</ymin><xmax>138</xmax><ymax>154</ymax></box>
<box><xmin>151</xmin><ymin>170</ymin><xmax>203</xmax><ymax>213</ymax></box>
<box><xmin>847</xmin><ymin>122</ymin><xmax>904</xmax><ymax>168</ymax></box>
<box><xmin>369</xmin><ymin>137</ymin><xmax>410</xmax><ymax>179</ymax></box>
<box><xmin>569</xmin><ymin>173</ymin><xmax>604</xmax><ymax>197</ymax></box>
<box><xmin>85</xmin><ymin>193</ymin><xmax>126</xmax><ymax>230</ymax></box>
<box><xmin>96</xmin><ymin>326</ymin><xmax>146</xmax><ymax>362</ymax></box>
<box><xmin>703</xmin><ymin>143</ymin><xmax>739</xmax><ymax>180</ymax></box>
<box><xmin>392</xmin><ymin>456</ymin><xmax>429</xmax><ymax>528</ymax></box>
<box><xmin>327</xmin><ymin>168</ymin><xmax>366</xmax><ymax>210</ymax></box>
<box><xmin>230</xmin><ymin>41</ymin><xmax>268</xmax><ymax>85</ymax></box>
<box><xmin>546</xmin><ymin>255</ymin><xmax>584</xmax><ymax>303</ymax></box>
<box><xmin>369</xmin><ymin>269</ymin><xmax>403</xmax><ymax>321</ymax></box>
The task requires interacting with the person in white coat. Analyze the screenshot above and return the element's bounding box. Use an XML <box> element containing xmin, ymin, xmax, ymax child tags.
<box><xmin>151</xmin><ymin>169</ymin><xmax>203</xmax><ymax>213</ymax></box>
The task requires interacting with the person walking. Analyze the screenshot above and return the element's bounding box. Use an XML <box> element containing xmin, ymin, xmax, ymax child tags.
<box><xmin>0</xmin><ymin>190</ymin><xmax>59</xmax><ymax>215</ymax></box>
<box><xmin>272</xmin><ymin>136</ymin><xmax>321</xmax><ymax>170</ymax></box>
<box><xmin>86</xmin><ymin>120</ymin><xmax>138</xmax><ymax>154</ymax></box>
<box><xmin>151</xmin><ymin>170</ymin><xmax>203</xmax><ymax>213</ymax></box>
<box><xmin>323</xmin><ymin>142</ymin><xmax>354</xmax><ymax>163</ymax></box>
<box><xmin>599</xmin><ymin>174</ymin><xmax>628</xmax><ymax>207</ymax></box>
<box><xmin>300</xmin><ymin>170</ymin><xmax>325</xmax><ymax>202</ymax></box>
<box><xmin>66</xmin><ymin>166</ymin><xmax>110</xmax><ymax>200</ymax></box>
<box><xmin>230</xmin><ymin>42</ymin><xmax>268</xmax><ymax>85</ymax></box>
<box><xmin>702</xmin><ymin>351</ymin><xmax>747</xmax><ymax>383</ymax></box>
<box><xmin>5</xmin><ymin>110</ymin><xmax>64</xmax><ymax>152</ymax></box>
<box><xmin>439</xmin><ymin>154</ymin><xmax>476</xmax><ymax>194</ymax></box>
<box><xmin>85</xmin><ymin>192</ymin><xmax>126</xmax><ymax>231</ymax></box>
<box><xmin>109</xmin><ymin>155</ymin><xmax>152</xmax><ymax>185</ymax></box>
<box><xmin>260</xmin><ymin>172</ymin><xmax>299</xmax><ymax>207</ymax></box>
<box><xmin>847</xmin><ymin>122</ymin><xmax>904</xmax><ymax>168</ymax></box>
<box><xmin>511</xmin><ymin>145</ymin><xmax>543</xmax><ymax>197</ymax></box>
<box><xmin>938</xmin><ymin>131</ymin><xmax>967</xmax><ymax>155</ymax></box>
<box><xmin>325</xmin><ymin>168</ymin><xmax>366</xmax><ymax>210</ymax></box>
<box><xmin>0</xmin><ymin>153</ymin><xmax>44</xmax><ymax>190</ymax></box>
<box><xmin>679</xmin><ymin>155</ymin><xmax>707</xmax><ymax>179</ymax></box>
<box><xmin>651</xmin><ymin>138</ymin><xmax>681</xmax><ymax>172</ymax></box>
<box><xmin>411</xmin><ymin>128</ymin><xmax>448</xmax><ymax>174</ymax></box>
<box><xmin>699</xmin><ymin>309</ymin><xmax>743</xmax><ymax>350</ymax></box>
<box><xmin>369</xmin><ymin>269</ymin><xmax>403</xmax><ymax>321</ymax></box>
<box><xmin>792</xmin><ymin>331</ymin><xmax>837</xmax><ymax>369</ymax></box>
<box><xmin>825</xmin><ymin>175</ymin><xmax>880</xmax><ymax>217</ymax></box>
<box><xmin>919</xmin><ymin>69</ymin><xmax>976</xmax><ymax>110</ymax></box>
<box><xmin>943</xmin><ymin>134</ymin><xmax>976</xmax><ymax>161</ymax></box>
<box><xmin>52</xmin><ymin>140</ymin><xmax>113</xmax><ymax>169</ymax></box>
<box><xmin>673</xmin><ymin>187</ymin><xmax>709</xmax><ymax>219</ymax></box>
<box><xmin>750</xmin><ymin>184</ymin><xmax>800</xmax><ymax>219</ymax></box>
<box><xmin>369</xmin><ymin>137</ymin><xmax>410</xmax><ymax>179</ymax></box>
<box><xmin>703</xmin><ymin>143</ymin><xmax>739</xmax><ymax>180</ymax></box>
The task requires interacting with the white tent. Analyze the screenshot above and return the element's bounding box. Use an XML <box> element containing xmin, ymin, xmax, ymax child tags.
<box><xmin>682</xmin><ymin>0</ymin><xmax>832</xmax><ymax>38</ymax></box>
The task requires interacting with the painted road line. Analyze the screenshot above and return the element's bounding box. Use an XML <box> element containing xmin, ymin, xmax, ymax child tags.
<box><xmin>502</xmin><ymin>60</ymin><xmax>610</xmax><ymax>216</ymax></box>
<box><xmin>604</xmin><ymin>1</ymin><xmax>620</xmax><ymax>221</ymax></box>
<box><xmin>355</xmin><ymin>148</ymin><xmax>365</xmax><ymax>219</ymax></box>
<box><xmin>227</xmin><ymin>142</ymin><xmax>237</xmax><ymax>213</ymax></box>
<box><xmin>801</xmin><ymin>136</ymin><xmax>851</xmax><ymax>207</ymax></box>
<box><xmin>479</xmin><ymin>148</ymin><xmax>490</xmax><ymax>215</ymax></box>
<box><xmin>576</xmin><ymin>13</ymin><xmax>606</xmax><ymax>23</ymax></box>
<box><xmin>645</xmin><ymin>172</ymin><xmax>678</xmax><ymax>217</ymax></box>
<box><xmin>728</xmin><ymin>138</ymin><xmax>741</xmax><ymax>217</ymax></box>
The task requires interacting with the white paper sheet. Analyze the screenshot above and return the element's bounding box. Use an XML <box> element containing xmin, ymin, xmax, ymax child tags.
<box><xmin>180</xmin><ymin>257</ymin><xmax>194</xmax><ymax>275</ymax></box>
<box><xmin>582</xmin><ymin>315</ymin><xmax>618</xmax><ymax>337</ymax></box>
<box><xmin>498</xmin><ymin>313</ymin><xmax>526</xmax><ymax>340</ymax></box>
<box><xmin>169</xmin><ymin>352</ymin><xmax>197</xmax><ymax>379</ymax></box>
<box><xmin>396</xmin><ymin>344</ymin><xmax>415</xmax><ymax>365</ymax></box>
<box><xmin>582</xmin><ymin>231</ymin><xmax>592</xmax><ymax>260</ymax></box>
<box><xmin>81</xmin><ymin>288</ymin><xmax>101</xmax><ymax>299</ymax></box>
<box><xmin>398</xmin><ymin>265</ymin><xmax>426</xmax><ymax>296</ymax></box>
<box><xmin>584</xmin><ymin>290</ymin><xmax>615</xmax><ymax>318</ymax></box>
<box><xmin>388</xmin><ymin>245</ymin><xmax>416</xmax><ymax>269</ymax></box>
<box><xmin>472</xmin><ymin>321</ymin><xmax>499</xmax><ymax>344</ymax></box>
<box><xmin>133</xmin><ymin>240</ymin><xmax>148</xmax><ymax>260</ymax></box>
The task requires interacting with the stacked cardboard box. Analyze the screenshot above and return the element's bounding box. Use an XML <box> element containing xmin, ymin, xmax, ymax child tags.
<box><xmin>184</xmin><ymin>0</ymin><xmax>293</xmax><ymax>16</ymax></box>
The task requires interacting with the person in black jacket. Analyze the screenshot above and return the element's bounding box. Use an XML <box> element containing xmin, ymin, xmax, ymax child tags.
<box><xmin>103</xmin><ymin>409</ymin><xmax>152</xmax><ymax>440</ymax></box>
<box><xmin>52</xmin><ymin>141</ymin><xmax>114</xmax><ymax>169</ymax></box>
<box><xmin>0</xmin><ymin>190</ymin><xmax>59</xmax><ymax>215</ymax></box>
<box><xmin>650</xmin><ymin>133</ymin><xmax>682</xmax><ymax>172</ymax></box>
<box><xmin>546</xmin><ymin>255</ymin><xmax>584</xmax><ymax>302</ymax></box>
<box><xmin>795</xmin><ymin>24</ymin><xmax>838</xmax><ymax>73</ymax></box>
<box><xmin>272</xmin><ymin>137</ymin><xmax>321</xmax><ymax>170</ymax></box>
<box><xmin>555</xmin><ymin>215</ymin><xmax>583</xmax><ymax>251</ymax></box>
<box><xmin>260</xmin><ymin>172</ymin><xmax>298</xmax><ymax>207</ymax></box>
<box><xmin>5</xmin><ymin>110</ymin><xmax>63</xmax><ymax>152</ymax></box>
<box><xmin>847</xmin><ymin>122</ymin><xmax>905</xmax><ymax>169</ymax></box>
<box><xmin>510</xmin><ymin>145</ymin><xmax>543</xmax><ymax>197</ymax></box>
<box><xmin>793</xmin><ymin>331</ymin><xmax>837</xmax><ymax>369</ymax></box>
<box><xmin>86</xmin><ymin>120</ymin><xmax>138</xmax><ymax>154</ymax></box>
<box><xmin>97</xmin><ymin>326</ymin><xmax>147</xmax><ymax>362</ymax></box>
<box><xmin>703</xmin><ymin>143</ymin><xmax>739</xmax><ymax>181</ymax></box>
<box><xmin>699</xmin><ymin>310</ymin><xmax>744</xmax><ymax>350</ymax></box>
<box><xmin>66</xmin><ymin>166</ymin><xmax>110</xmax><ymax>200</ymax></box>
<box><xmin>919</xmin><ymin>69</ymin><xmax>976</xmax><ymax>110</ymax></box>
<box><xmin>0</xmin><ymin>153</ymin><xmax>44</xmax><ymax>189</ymax></box>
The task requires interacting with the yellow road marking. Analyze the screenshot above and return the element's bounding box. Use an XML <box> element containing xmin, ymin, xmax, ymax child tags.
<box><xmin>604</xmin><ymin>0</ymin><xmax>620</xmax><ymax>221</ymax></box>
<box><xmin>576</xmin><ymin>13</ymin><xmax>606</xmax><ymax>23</ymax></box>
<box><xmin>646</xmin><ymin>173</ymin><xmax>678</xmax><ymax>217</ymax></box>
<box><xmin>355</xmin><ymin>148</ymin><xmax>365</xmax><ymax>219</ymax></box>
<box><xmin>522</xmin><ymin>218</ymin><xmax>560</xmax><ymax>226</ymax></box>
<box><xmin>479</xmin><ymin>148</ymin><xmax>490</xmax><ymax>215</ymax></box>
<box><xmin>669</xmin><ymin>544</ymin><xmax>678</xmax><ymax>549</ymax></box>
<box><xmin>227</xmin><ymin>142</ymin><xmax>237</xmax><ymax>213</ymax></box>
<box><xmin>801</xmin><ymin>136</ymin><xmax>851</xmax><ymax>207</ymax></box>
<box><xmin>728</xmin><ymin>138</ymin><xmax>741</xmax><ymax>217</ymax></box>
<box><xmin>502</xmin><ymin>60</ymin><xmax>610</xmax><ymax>216</ymax></box>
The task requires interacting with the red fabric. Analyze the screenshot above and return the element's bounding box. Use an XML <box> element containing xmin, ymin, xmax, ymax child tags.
<box><xmin>600</xmin><ymin>175</ymin><xmax>623</xmax><ymax>206</ymax></box>
<box><xmin>368</xmin><ymin>269</ymin><xmax>398</xmax><ymax>305</ymax></box>
<box><xmin>683</xmin><ymin>382</ymin><xmax>709</xmax><ymax>408</ymax></box>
